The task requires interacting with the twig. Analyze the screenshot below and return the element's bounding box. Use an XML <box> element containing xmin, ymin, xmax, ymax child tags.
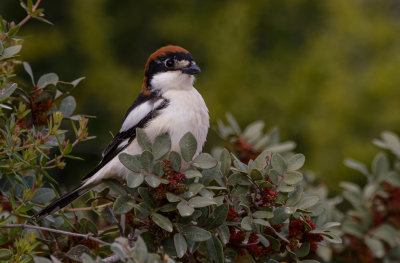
<box><xmin>17</xmin><ymin>0</ymin><xmax>42</xmax><ymax>27</ymax></box>
<box><xmin>0</xmin><ymin>223</ymin><xmax>111</xmax><ymax>246</ymax></box>
<box><xmin>63</xmin><ymin>202</ymin><xmax>113</xmax><ymax>212</ymax></box>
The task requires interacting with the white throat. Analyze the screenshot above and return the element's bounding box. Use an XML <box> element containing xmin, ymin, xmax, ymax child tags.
<box><xmin>150</xmin><ymin>71</ymin><xmax>195</xmax><ymax>92</ymax></box>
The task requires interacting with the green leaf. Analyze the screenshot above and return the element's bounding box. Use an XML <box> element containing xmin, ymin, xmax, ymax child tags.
<box><xmin>296</xmin><ymin>196</ymin><xmax>319</xmax><ymax>210</ymax></box>
<box><xmin>265</xmin><ymin>235</ymin><xmax>281</xmax><ymax>251</ymax></box>
<box><xmin>284</xmin><ymin>171</ymin><xmax>303</xmax><ymax>185</ymax></box>
<box><xmin>169</xmin><ymin>151</ymin><xmax>181</xmax><ymax>172</ymax></box>
<box><xmin>226</xmin><ymin>112</ymin><xmax>241</xmax><ymax>134</ymax></box>
<box><xmin>71</xmin><ymin>77</ymin><xmax>86</xmax><ymax>87</ymax></box>
<box><xmin>188</xmin><ymin>196</ymin><xmax>217</xmax><ymax>208</ymax></box>
<box><xmin>205</xmin><ymin>203</ymin><xmax>229</xmax><ymax>230</ymax></box>
<box><xmin>152</xmin><ymin>160</ymin><xmax>165</xmax><ymax>176</ymax></box>
<box><xmin>59</xmin><ymin>96</ymin><xmax>76</xmax><ymax>117</ymax></box>
<box><xmin>23</xmin><ymin>62</ymin><xmax>35</xmax><ymax>85</ymax></box>
<box><xmin>152</xmin><ymin>213</ymin><xmax>173</xmax><ymax>232</ymax></box>
<box><xmin>295</xmin><ymin>242</ymin><xmax>310</xmax><ymax>257</ymax></box>
<box><xmin>206</xmin><ymin>235</ymin><xmax>224</xmax><ymax>263</ymax></box>
<box><xmin>217</xmin><ymin>225</ymin><xmax>230</xmax><ymax>245</ymax></box>
<box><xmin>270</xmin><ymin>207</ymin><xmax>290</xmax><ymax>225</ymax></box>
<box><xmin>1</xmin><ymin>45</ymin><xmax>22</xmax><ymax>59</ymax></box>
<box><xmin>250</xmin><ymin>168</ymin><xmax>263</xmax><ymax>180</ymax></box>
<box><xmin>138</xmin><ymin>187</ymin><xmax>156</xmax><ymax>207</ymax></box>
<box><xmin>113</xmin><ymin>196</ymin><xmax>134</xmax><ymax>214</ymax></box>
<box><xmin>66</xmin><ymin>245</ymin><xmax>92</xmax><ymax>261</ymax></box>
<box><xmin>126</xmin><ymin>172</ymin><xmax>144</xmax><ymax>188</ymax></box>
<box><xmin>37</xmin><ymin>73</ymin><xmax>59</xmax><ymax>89</ymax></box>
<box><xmin>184</xmin><ymin>169</ymin><xmax>202</xmax><ymax>179</ymax></box>
<box><xmin>33</xmin><ymin>257</ymin><xmax>52</xmax><ymax>263</ymax></box>
<box><xmin>119</xmin><ymin>153</ymin><xmax>142</xmax><ymax>172</ymax></box>
<box><xmin>167</xmin><ymin>192</ymin><xmax>181</xmax><ymax>202</ymax></box>
<box><xmin>0</xmin><ymin>249</ymin><xmax>11</xmax><ymax>260</ymax></box>
<box><xmin>136</xmin><ymin>128</ymin><xmax>152</xmax><ymax>151</ymax></box>
<box><xmin>140</xmin><ymin>151</ymin><xmax>154</xmax><ymax>172</ymax></box>
<box><xmin>180</xmin><ymin>132</ymin><xmax>198</xmax><ymax>162</ymax></box>
<box><xmin>219</xmin><ymin>148</ymin><xmax>231</xmax><ymax>176</ymax></box>
<box><xmin>174</xmin><ymin>233</ymin><xmax>187</xmax><ymax>258</ymax></box>
<box><xmin>0</xmin><ymin>83</ymin><xmax>17</xmax><ymax>102</ymax></box>
<box><xmin>7</xmin><ymin>25</ymin><xmax>20</xmax><ymax>37</ymax></box>
<box><xmin>153</xmin><ymin>133</ymin><xmax>171</xmax><ymax>160</ymax></box>
<box><xmin>365</xmin><ymin>238</ymin><xmax>385</xmax><ymax>258</ymax></box>
<box><xmin>32</xmin><ymin>188</ymin><xmax>56</xmax><ymax>204</ymax></box>
<box><xmin>56</xmin><ymin>81</ymin><xmax>74</xmax><ymax>93</ymax></box>
<box><xmin>191</xmin><ymin>153</ymin><xmax>218</xmax><ymax>169</ymax></box>
<box><xmin>254</xmin><ymin>218</ymin><xmax>271</xmax><ymax>227</ymax></box>
<box><xmin>241</xmin><ymin>216</ymin><xmax>252</xmax><ymax>231</ymax></box>
<box><xmin>344</xmin><ymin>158</ymin><xmax>370</xmax><ymax>177</ymax></box>
<box><xmin>253</xmin><ymin>210</ymin><xmax>274</xmax><ymax>219</ymax></box>
<box><xmin>132</xmin><ymin>236</ymin><xmax>148</xmax><ymax>262</ymax></box>
<box><xmin>145</xmin><ymin>174</ymin><xmax>161</xmax><ymax>188</ymax></box>
<box><xmin>257</xmin><ymin>234</ymin><xmax>270</xmax><ymax>247</ymax></box>
<box><xmin>182</xmin><ymin>226</ymin><xmax>211</xmax><ymax>242</ymax></box>
<box><xmin>184</xmin><ymin>183</ymin><xmax>204</xmax><ymax>199</ymax></box>
<box><xmin>372</xmin><ymin>152</ymin><xmax>390</xmax><ymax>178</ymax></box>
<box><xmin>286</xmin><ymin>186</ymin><xmax>304</xmax><ymax>206</ymax></box>
<box><xmin>371</xmin><ymin>223</ymin><xmax>399</xmax><ymax>246</ymax></box>
<box><xmin>287</xmin><ymin>154</ymin><xmax>305</xmax><ymax>170</ymax></box>
<box><xmin>271</xmin><ymin>153</ymin><xmax>287</xmax><ymax>174</ymax></box>
<box><xmin>177</xmin><ymin>201</ymin><xmax>194</xmax><ymax>216</ymax></box>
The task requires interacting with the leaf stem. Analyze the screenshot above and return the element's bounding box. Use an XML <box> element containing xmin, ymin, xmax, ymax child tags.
<box><xmin>0</xmin><ymin>223</ymin><xmax>111</xmax><ymax>246</ymax></box>
<box><xmin>17</xmin><ymin>0</ymin><xmax>42</xmax><ymax>27</ymax></box>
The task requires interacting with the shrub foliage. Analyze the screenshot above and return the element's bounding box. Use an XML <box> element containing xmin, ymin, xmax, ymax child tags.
<box><xmin>1</xmin><ymin>2</ymin><xmax>400</xmax><ymax>263</ymax></box>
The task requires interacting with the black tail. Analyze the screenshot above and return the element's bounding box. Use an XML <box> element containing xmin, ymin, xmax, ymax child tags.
<box><xmin>34</xmin><ymin>184</ymin><xmax>90</xmax><ymax>221</ymax></box>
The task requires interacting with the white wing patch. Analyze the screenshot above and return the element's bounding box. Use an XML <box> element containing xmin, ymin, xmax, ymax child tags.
<box><xmin>119</xmin><ymin>99</ymin><xmax>164</xmax><ymax>132</ymax></box>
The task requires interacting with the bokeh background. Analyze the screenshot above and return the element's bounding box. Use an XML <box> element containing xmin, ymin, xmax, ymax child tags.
<box><xmin>1</xmin><ymin>0</ymin><xmax>400</xmax><ymax>190</ymax></box>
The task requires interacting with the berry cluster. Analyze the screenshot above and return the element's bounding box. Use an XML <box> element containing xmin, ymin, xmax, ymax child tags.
<box><xmin>255</xmin><ymin>188</ymin><xmax>279</xmax><ymax>208</ymax></box>
<box><xmin>287</xmin><ymin>217</ymin><xmax>323</xmax><ymax>252</ymax></box>
<box><xmin>153</xmin><ymin>160</ymin><xmax>187</xmax><ymax>201</ymax></box>
<box><xmin>31</xmin><ymin>86</ymin><xmax>55</xmax><ymax>126</ymax></box>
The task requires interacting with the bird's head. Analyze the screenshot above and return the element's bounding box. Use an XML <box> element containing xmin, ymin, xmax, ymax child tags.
<box><xmin>142</xmin><ymin>45</ymin><xmax>201</xmax><ymax>95</ymax></box>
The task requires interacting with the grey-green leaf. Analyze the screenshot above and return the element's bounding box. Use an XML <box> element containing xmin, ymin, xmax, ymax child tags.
<box><xmin>37</xmin><ymin>73</ymin><xmax>59</xmax><ymax>89</ymax></box>
<box><xmin>153</xmin><ymin>133</ymin><xmax>171</xmax><ymax>160</ymax></box>
<box><xmin>188</xmin><ymin>196</ymin><xmax>217</xmax><ymax>208</ymax></box>
<box><xmin>271</xmin><ymin>153</ymin><xmax>287</xmax><ymax>174</ymax></box>
<box><xmin>169</xmin><ymin>151</ymin><xmax>181</xmax><ymax>172</ymax></box>
<box><xmin>219</xmin><ymin>148</ymin><xmax>231</xmax><ymax>176</ymax></box>
<box><xmin>284</xmin><ymin>171</ymin><xmax>303</xmax><ymax>185</ymax></box>
<box><xmin>132</xmin><ymin>236</ymin><xmax>148</xmax><ymax>262</ymax></box>
<box><xmin>113</xmin><ymin>196</ymin><xmax>135</xmax><ymax>214</ymax></box>
<box><xmin>177</xmin><ymin>201</ymin><xmax>195</xmax><ymax>216</ymax></box>
<box><xmin>180</xmin><ymin>132</ymin><xmax>198</xmax><ymax>162</ymax></box>
<box><xmin>60</xmin><ymin>96</ymin><xmax>76</xmax><ymax>117</ymax></box>
<box><xmin>182</xmin><ymin>226</ymin><xmax>211</xmax><ymax>242</ymax></box>
<box><xmin>174</xmin><ymin>233</ymin><xmax>187</xmax><ymax>258</ymax></box>
<box><xmin>191</xmin><ymin>153</ymin><xmax>218</xmax><ymax>169</ymax></box>
<box><xmin>287</xmin><ymin>154</ymin><xmax>305</xmax><ymax>170</ymax></box>
<box><xmin>152</xmin><ymin>213</ymin><xmax>173</xmax><ymax>232</ymax></box>
<box><xmin>136</xmin><ymin>128</ymin><xmax>152</xmax><ymax>151</ymax></box>
<box><xmin>206</xmin><ymin>235</ymin><xmax>224</xmax><ymax>263</ymax></box>
<box><xmin>126</xmin><ymin>172</ymin><xmax>144</xmax><ymax>188</ymax></box>
<box><xmin>145</xmin><ymin>175</ymin><xmax>161</xmax><ymax>188</ymax></box>
<box><xmin>119</xmin><ymin>153</ymin><xmax>142</xmax><ymax>172</ymax></box>
<box><xmin>32</xmin><ymin>188</ymin><xmax>56</xmax><ymax>204</ymax></box>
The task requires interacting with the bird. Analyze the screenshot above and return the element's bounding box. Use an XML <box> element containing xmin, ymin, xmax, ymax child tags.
<box><xmin>35</xmin><ymin>45</ymin><xmax>209</xmax><ymax>220</ymax></box>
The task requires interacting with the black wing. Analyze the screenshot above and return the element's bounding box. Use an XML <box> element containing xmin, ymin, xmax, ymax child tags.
<box><xmin>82</xmin><ymin>93</ymin><xmax>168</xmax><ymax>181</ymax></box>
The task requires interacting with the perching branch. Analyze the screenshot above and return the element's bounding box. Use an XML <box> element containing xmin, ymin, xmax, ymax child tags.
<box><xmin>0</xmin><ymin>223</ymin><xmax>111</xmax><ymax>246</ymax></box>
<box><xmin>17</xmin><ymin>0</ymin><xmax>42</xmax><ymax>27</ymax></box>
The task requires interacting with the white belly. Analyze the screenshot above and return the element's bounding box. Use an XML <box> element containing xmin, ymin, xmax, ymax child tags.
<box><xmin>84</xmin><ymin>87</ymin><xmax>209</xmax><ymax>186</ymax></box>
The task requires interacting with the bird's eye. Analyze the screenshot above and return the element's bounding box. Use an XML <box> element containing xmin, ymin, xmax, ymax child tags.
<box><xmin>165</xmin><ymin>59</ymin><xmax>174</xmax><ymax>68</ymax></box>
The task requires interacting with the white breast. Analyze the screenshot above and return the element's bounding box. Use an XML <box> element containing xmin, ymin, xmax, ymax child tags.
<box><xmin>141</xmin><ymin>87</ymin><xmax>209</xmax><ymax>155</ymax></box>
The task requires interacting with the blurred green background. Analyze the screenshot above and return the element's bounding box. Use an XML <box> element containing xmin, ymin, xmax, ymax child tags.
<box><xmin>1</xmin><ymin>0</ymin><xmax>400</xmax><ymax>189</ymax></box>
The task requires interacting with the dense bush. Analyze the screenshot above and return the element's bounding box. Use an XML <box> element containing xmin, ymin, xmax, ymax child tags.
<box><xmin>1</xmin><ymin>2</ymin><xmax>400</xmax><ymax>263</ymax></box>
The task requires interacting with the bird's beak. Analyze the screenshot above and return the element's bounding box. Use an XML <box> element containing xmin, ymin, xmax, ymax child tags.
<box><xmin>182</xmin><ymin>63</ymin><xmax>201</xmax><ymax>75</ymax></box>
